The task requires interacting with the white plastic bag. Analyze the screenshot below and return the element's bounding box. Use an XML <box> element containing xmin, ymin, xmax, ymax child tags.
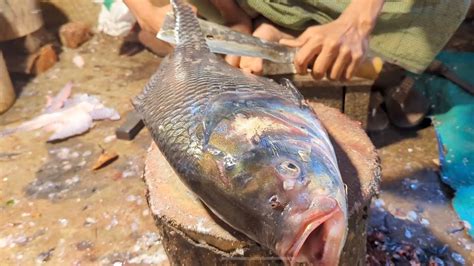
<box><xmin>97</xmin><ymin>0</ymin><xmax>136</xmax><ymax>36</ymax></box>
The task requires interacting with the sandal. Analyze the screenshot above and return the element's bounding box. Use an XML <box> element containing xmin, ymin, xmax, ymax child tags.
<box><xmin>383</xmin><ymin>76</ymin><xmax>430</xmax><ymax>129</ymax></box>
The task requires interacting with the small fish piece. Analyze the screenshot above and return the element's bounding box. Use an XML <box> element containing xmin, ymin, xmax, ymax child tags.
<box><xmin>1</xmin><ymin>89</ymin><xmax>120</xmax><ymax>141</ymax></box>
<box><xmin>44</xmin><ymin>82</ymin><xmax>73</xmax><ymax>113</ymax></box>
<box><xmin>134</xmin><ymin>0</ymin><xmax>348</xmax><ymax>265</ymax></box>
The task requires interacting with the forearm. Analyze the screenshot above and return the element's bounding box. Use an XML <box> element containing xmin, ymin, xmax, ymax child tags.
<box><xmin>123</xmin><ymin>0</ymin><xmax>169</xmax><ymax>34</ymax></box>
<box><xmin>209</xmin><ymin>0</ymin><xmax>252</xmax><ymax>34</ymax></box>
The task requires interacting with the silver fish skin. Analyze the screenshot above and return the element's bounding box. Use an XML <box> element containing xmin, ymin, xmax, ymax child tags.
<box><xmin>134</xmin><ymin>0</ymin><xmax>348</xmax><ymax>264</ymax></box>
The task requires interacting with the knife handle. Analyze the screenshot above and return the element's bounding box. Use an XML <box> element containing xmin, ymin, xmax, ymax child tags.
<box><xmin>354</xmin><ymin>56</ymin><xmax>384</xmax><ymax>80</ymax></box>
<box><xmin>304</xmin><ymin>56</ymin><xmax>383</xmax><ymax>80</ymax></box>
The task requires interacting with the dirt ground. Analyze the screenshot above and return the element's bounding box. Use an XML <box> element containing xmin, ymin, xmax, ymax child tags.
<box><xmin>1</xmin><ymin>21</ymin><xmax>473</xmax><ymax>266</ymax></box>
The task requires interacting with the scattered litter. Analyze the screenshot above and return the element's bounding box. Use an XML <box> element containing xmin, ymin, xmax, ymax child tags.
<box><xmin>98</xmin><ymin>0</ymin><xmax>136</xmax><ymax>36</ymax></box>
<box><xmin>84</xmin><ymin>217</ymin><xmax>97</xmax><ymax>226</ymax></box>
<box><xmin>106</xmin><ymin>216</ymin><xmax>119</xmax><ymax>230</ymax></box>
<box><xmin>373</xmin><ymin>198</ymin><xmax>385</xmax><ymax>208</ymax></box>
<box><xmin>92</xmin><ymin>149</ymin><xmax>119</xmax><ymax>170</ymax></box>
<box><xmin>56</xmin><ymin>148</ymin><xmax>71</xmax><ymax>160</ymax></box>
<box><xmin>82</xmin><ymin>151</ymin><xmax>92</xmax><ymax>157</ymax></box>
<box><xmin>131</xmin><ymin>222</ymin><xmax>139</xmax><ymax>232</ymax></box>
<box><xmin>104</xmin><ymin>135</ymin><xmax>116</xmax><ymax>143</ymax></box>
<box><xmin>404</xmin><ymin>228</ymin><xmax>413</xmax><ymax>239</ymax></box>
<box><xmin>5</xmin><ymin>199</ymin><xmax>16</xmax><ymax>206</ymax></box>
<box><xmin>58</xmin><ymin>219</ymin><xmax>69</xmax><ymax>227</ymax></box>
<box><xmin>36</xmin><ymin>248</ymin><xmax>55</xmax><ymax>263</ymax></box>
<box><xmin>420</xmin><ymin>218</ymin><xmax>430</xmax><ymax>226</ymax></box>
<box><xmin>406</xmin><ymin>211</ymin><xmax>418</xmax><ymax>222</ymax></box>
<box><xmin>402</xmin><ymin>178</ymin><xmax>419</xmax><ymax>190</ymax></box>
<box><xmin>128</xmin><ymin>251</ymin><xmax>168</xmax><ymax>265</ymax></box>
<box><xmin>75</xmin><ymin>241</ymin><xmax>93</xmax><ymax>251</ymax></box>
<box><xmin>407</xmin><ymin>148</ymin><xmax>413</xmax><ymax>153</ymax></box>
<box><xmin>0</xmin><ymin>83</ymin><xmax>120</xmax><ymax>142</ymax></box>
<box><xmin>126</xmin><ymin>195</ymin><xmax>137</xmax><ymax>202</ymax></box>
<box><xmin>451</xmin><ymin>252</ymin><xmax>465</xmax><ymax>264</ymax></box>
<box><xmin>73</xmin><ymin>54</ymin><xmax>85</xmax><ymax>68</ymax></box>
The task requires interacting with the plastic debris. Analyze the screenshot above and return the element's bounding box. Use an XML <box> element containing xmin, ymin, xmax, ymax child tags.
<box><xmin>98</xmin><ymin>0</ymin><xmax>136</xmax><ymax>36</ymax></box>
<box><xmin>73</xmin><ymin>54</ymin><xmax>85</xmax><ymax>68</ymax></box>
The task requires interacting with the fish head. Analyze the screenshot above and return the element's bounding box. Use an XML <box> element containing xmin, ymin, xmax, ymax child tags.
<box><xmin>201</xmin><ymin>102</ymin><xmax>347</xmax><ymax>265</ymax></box>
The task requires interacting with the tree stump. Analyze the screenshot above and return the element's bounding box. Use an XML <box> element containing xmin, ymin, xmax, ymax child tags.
<box><xmin>0</xmin><ymin>51</ymin><xmax>15</xmax><ymax>114</ymax></box>
<box><xmin>0</xmin><ymin>0</ymin><xmax>44</xmax><ymax>42</ymax></box>
<box><xmin>144</xmin><ymin>103</ymin><xmax>380</xmax><ymax>266</ymax></box>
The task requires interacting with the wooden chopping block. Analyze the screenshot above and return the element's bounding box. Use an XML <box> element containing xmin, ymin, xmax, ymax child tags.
<box><xmin>144</xmin><ymin>103</ymin><xmax>380</xmax><ymax>266</ymax></box>
<box><xmin>0</xmin><ymin>0</ymin><xmax>44</xmax><ymax>42</ymax></box>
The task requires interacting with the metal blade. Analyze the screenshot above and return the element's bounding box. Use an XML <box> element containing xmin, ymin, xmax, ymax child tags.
<box><xmin>157</xmin><ymin>13</ymin><xmax>296</xmax><ymax>64</ymax></box>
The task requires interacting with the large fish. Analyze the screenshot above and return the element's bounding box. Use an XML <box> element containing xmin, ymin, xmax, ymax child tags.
<box><xmin>134</xmin><ymin>0</ymin><xmax>348</xmax><ymax>264</ymax></box>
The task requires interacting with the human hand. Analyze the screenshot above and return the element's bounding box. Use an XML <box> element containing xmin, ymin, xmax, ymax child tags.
<box><xmin>280</xmin><ymin>0</ymin><xmax>384</xmax><ymax>80</ymax></box>
<box><xmin>229</xmin><ymin>20</ymin><xmax>294</xmax><ymax>75</ymax></box>
<box><xmin>124</xmin><ymin>1</ymin><xmax>196</xmax><ymax>35</ymax></box>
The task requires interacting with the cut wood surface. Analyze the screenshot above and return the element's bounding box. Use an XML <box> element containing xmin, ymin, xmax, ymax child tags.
<box><xmin>144</xmin><ymin>103</ymin><xmax>380</xmax><ymax>265</ymax></box>
<box><xmin>0</xmin><ymin>0</ymin><xmax>44</xmax><ymax>41</ymax></box>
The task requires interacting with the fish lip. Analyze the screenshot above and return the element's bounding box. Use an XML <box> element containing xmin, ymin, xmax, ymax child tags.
<box><xmin>277</xmin><ymin>198</ymin><xmax>347</xmax><ymax>266</ymax></box>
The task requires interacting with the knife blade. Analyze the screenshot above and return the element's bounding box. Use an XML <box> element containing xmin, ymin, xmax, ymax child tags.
<box><xmin>157</xmin><ymin>12</ymin><xmax>383</xmax><ymax>79</ymax></box>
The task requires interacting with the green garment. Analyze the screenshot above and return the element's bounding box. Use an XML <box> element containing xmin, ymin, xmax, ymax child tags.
<box><xmin>188</xmin><ymin>0</ymin><xmax>470</xmax><ymax>74</ymax></box>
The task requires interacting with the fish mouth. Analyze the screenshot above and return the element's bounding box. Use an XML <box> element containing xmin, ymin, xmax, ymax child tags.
<box><xmin>278</xmin><ymin>199</ymin><xmax>347</xmax><ymax>266</ymax></box>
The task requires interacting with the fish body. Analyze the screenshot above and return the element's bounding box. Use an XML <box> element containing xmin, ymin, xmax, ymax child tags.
<box><xmin>134</xmin><ymin>0</ymin><xmax>348</xmax><ymax>264</ymax></box>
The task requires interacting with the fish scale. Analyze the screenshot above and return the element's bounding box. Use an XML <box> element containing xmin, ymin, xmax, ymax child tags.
<box><xmin>134</xmin><ymin>0</ymin><xmax>348</xmax><ymax>264</ymax></box>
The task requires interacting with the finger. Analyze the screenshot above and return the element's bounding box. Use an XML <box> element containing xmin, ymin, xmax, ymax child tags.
<box><xmin>345</xmin><ymin>50</ymin><xmax>364</xmax><ymax>80</ymax></box>
<box><xmin>225</xmin><ymin>55</ymin><xmax>240</xmax><ymax>67</ymax></box>
<box><xmin>240</xmin><ymin>57</ymin><xmax>264</xmax><ymax>76</ymax></box>
<box><xmin>293</xmin><ymin>38</ymin><xmax>323</xmax><ymax>75</ymax></box>
<box><xmin>279</xmin><ymin>30</ymin><xmax>312</xmax><ymax>47</ymax></box>
<box><xmin>312</xmin><ymin>42</ymin><xmax>339</xmax><ymax>80</ymax></box>
<box><xmin>329</xmin><ymin>47</ymin><xmax>351</xmax><ymax>80</ymax></box>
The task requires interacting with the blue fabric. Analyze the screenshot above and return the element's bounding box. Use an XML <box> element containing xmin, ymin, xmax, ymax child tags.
<box><xmin>410</xmin><ymin>51</ymin><xmax>474</xmax><ymax>237</ymax></box>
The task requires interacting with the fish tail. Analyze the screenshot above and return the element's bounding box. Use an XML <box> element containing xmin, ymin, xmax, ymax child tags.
<box><xmin>170</xmin><ymin>0</ymin><xmax>208</xmax><ymax>51</ymax></box>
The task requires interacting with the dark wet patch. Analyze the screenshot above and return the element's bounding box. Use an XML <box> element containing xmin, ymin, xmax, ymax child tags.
<box><xmin>24</xmin><ymin>140</ymin><xmax>104</xmax><ymax>201</ymax></box>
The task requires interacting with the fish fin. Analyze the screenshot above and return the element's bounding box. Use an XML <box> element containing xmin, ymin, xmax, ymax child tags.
<box><xmin>278</xmin><ymin>78</ymin><xmax>307</xmax><ymax>108</ymax></box>
<box><xmin>170</xmin><ymin>0</ymin><xmax>208</xmax><ymax>51</ymax></box>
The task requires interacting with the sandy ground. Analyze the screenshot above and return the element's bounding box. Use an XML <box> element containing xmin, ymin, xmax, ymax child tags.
<box><xmin>0</xmin><ymin>22</ymin><xmax>473</xmax><ymax>265</ymax></box>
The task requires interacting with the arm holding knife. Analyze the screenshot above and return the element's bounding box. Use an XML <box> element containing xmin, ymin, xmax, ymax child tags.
<box><xmin>123</xmin><ymin>0</ymin><xmax>384</xmax><ymax>81</ymax></box>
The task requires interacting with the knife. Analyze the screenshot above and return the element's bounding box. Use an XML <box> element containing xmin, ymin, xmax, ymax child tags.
<box><xmin>157</xmin><ymin>13</ymin><xmax>383</xmax><ymax>80</ymax></box>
